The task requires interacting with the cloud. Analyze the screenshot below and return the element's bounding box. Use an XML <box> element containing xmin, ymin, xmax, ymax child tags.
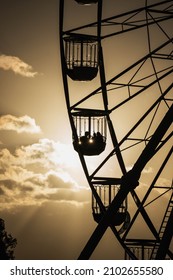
<box><xmin>0</xmin><ymin>54</ymin><xmax>38</xmax><ymax>77</ymax></box>
<box><xmin>15</xmin><ymin>138</ymin><xmax>80</xmax><ymax>170</ymax></box>
<box><xmin>0</xmin><ymin>114</ymin><xmax>41</xmax><ymax>134</ymax></box>
<box><xmin>0</xmin><ymin>138</ymin><xmax>89</xmax><ymax>210</ymax></box>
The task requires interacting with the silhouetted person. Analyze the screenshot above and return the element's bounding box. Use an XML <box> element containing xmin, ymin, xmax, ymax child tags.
<box><xmin>96</xmin><ymin>132</ymin><xmax>103</xmax><ymax>142</ymax></box>
<box><xmin>85</xmin><ymin>131</ymin><xmax>90</xmax><ymax>138</ymax></box>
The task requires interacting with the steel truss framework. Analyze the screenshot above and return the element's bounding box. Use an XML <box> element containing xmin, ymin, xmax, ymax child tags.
<box><xmin>59</xmin><ymin>0</ymin><xmax>173</xmax><ymax>259</ymax></box>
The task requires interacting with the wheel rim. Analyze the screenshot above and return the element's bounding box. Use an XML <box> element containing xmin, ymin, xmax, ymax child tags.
<box><xmin>59</xmin><ymin>0</ymin><xmax>173</xmax><ymax>259</ymax></box>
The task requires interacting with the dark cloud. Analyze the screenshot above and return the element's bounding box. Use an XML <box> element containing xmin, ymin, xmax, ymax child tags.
<box><xmin>0</xmin><ymin>179</ymin><xmax>18</xmax><ymax>190</ymax></box>
<box><xmin>0</xmin><ymin>187</ymin><xmax>5</xmax><ymax>195</ymax></box>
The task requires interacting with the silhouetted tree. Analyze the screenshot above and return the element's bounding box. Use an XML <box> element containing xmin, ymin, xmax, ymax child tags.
<box><xmin>0</xmin><ymin>218</ymin><xmax>17</xmax><ymax>259</ymax></box>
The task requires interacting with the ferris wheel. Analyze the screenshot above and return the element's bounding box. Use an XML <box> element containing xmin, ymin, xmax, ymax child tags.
<box><xmin>59</xmin><ymin>0</ymin><xmax>173</xmax><ymax>260</ymax></box>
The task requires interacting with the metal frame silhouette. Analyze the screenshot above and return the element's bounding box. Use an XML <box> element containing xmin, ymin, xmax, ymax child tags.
<box><xmin>59</xmin><ymin>0</ymin><xmax>173</xmax><ymax>260</ymax></box>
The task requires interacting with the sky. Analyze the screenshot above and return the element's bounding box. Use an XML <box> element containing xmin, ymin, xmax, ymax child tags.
<box><xmin>0</xmin><ymin>0</ymin><xmax>172</xmax><ymax>260</ymax></box>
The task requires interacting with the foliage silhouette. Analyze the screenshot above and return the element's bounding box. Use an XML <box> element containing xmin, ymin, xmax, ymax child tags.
<box><xmin>0</xmin><ymin>218</ymin><xmax>17</xmax><ymax>260</ymax></box>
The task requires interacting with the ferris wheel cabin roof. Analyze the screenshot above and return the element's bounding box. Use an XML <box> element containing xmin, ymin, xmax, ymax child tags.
<box><xmin>74</xmin><ymin>0</ymin><xmax>98</xmax><ymax>5</ymax></box>
<box><xmin>72</xmin><ymin>108</ymin><xmax>106</xmax><ymax>117</ymax></box>
<box><xmin>63</xmin><ymin>33</ymin><xmax>98</xmax><ymax>43</ymax></box>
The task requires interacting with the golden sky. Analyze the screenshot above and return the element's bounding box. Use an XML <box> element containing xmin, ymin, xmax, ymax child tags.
<box><xmin>0</xmin><ymin>0</ymin><xmax>172</xmax><ymax>259</ymax></box>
